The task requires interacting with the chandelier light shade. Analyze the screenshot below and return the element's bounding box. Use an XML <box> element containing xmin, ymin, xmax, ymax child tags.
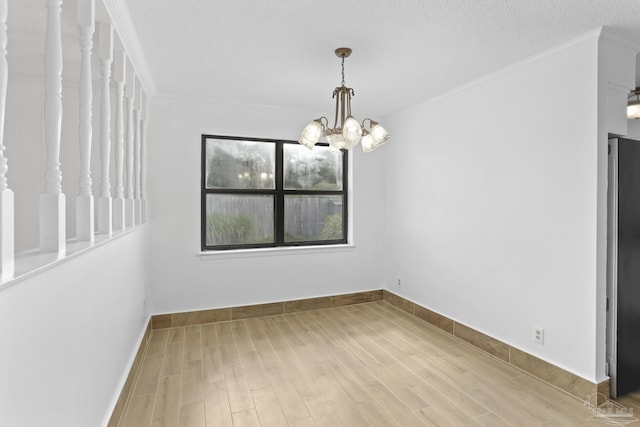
<box><xmin>628</xmin><ymin>87</ymin><xmax>640</xmax><ymax>120</ymax></box>
<box><xmin>299</xmin><ymin>120</ymin><xmax>323</xmax><ymax>149</ymax></box>
<box><xmin>299</xmin><ymin>47</ymin><xmax>390</xmax><ymax>153</ymax></box>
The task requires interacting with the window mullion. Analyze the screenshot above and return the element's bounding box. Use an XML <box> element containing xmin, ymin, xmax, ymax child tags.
<box><xmin>275</xmin><ymin>141</ymin><xmax>284</xmax><ymax>244</ymax></box>
<box><xmin>342</xmin><ymin>149</ymin><xmax>349</xmax><ymax>243</ymax></box>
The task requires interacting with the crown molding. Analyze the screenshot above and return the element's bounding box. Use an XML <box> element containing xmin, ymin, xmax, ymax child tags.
<box><xmin>101</xmin><ymin>0</ymin><xmax>156</xmax><ymax>97</ymax></box>
<box><xmin>391</xmin><ymin>28</ymin><xmax>605</xmax><ymax>117</ymax></box>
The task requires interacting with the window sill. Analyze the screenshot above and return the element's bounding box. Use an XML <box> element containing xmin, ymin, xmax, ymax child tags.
<box><xmin>198</xmin><ymin>243</ymin><xmax>356</xmax><ymax>260</ymax></box>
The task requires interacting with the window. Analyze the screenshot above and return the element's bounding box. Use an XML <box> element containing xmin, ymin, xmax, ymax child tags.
<box><xmin>201</xmin><ymin>135</ymin><xmax>348</xmax><ymax>250</ymax></box>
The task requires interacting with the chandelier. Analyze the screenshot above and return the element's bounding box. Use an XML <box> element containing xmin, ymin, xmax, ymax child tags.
<box><xmin>298</xmin><ymin>47</ymin><xmax>390</xmax><ymax>153</ymax></box>
<box><xmin>628</xmin><ymin>87</ymin><xmax>640</xmax><ymax>120</ymax></box>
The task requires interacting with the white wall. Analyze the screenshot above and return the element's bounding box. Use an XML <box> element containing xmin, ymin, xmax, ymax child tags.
<box><xmin>628</xmin><ymin>119</ymin><xmax>640</xmax><ymax>138</ymax></box>
<box><xmin>146</xmin><ymin>97</ymin><xmax>387</xmax><ymax>314</ymax></box>
<box><xmin>383</xmin><ymin>32</ymin><xmax>602</xmax><ymax>382</ymax></box>
<box><xmin>0</xmin><ymin>228</ymin><xmax>149</xmax><ymax>427</ymax></box>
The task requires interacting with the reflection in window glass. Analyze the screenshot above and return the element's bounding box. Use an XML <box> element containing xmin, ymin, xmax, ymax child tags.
<box><xmin>284</xmin><ymin>195</ymin><xmax>343</xmax><ymax>242</ymax></box>
<box><xmin>205</xmin><ymin>139</ymin><xmax>275</xmax><ymax>189</ymax></box>
<box><xmin>283</xmin><ymin>144</ymin><xmax>343</xmax><ymax>190</ymax></box>
<box><xmin>205</xmin><ymin>194</ymin><xmax>274</xmax><ymax>246</ymax></box>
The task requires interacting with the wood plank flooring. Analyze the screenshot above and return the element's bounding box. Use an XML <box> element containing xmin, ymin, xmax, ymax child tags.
<box><xmin>118</xmin><ymin>301</ymin><xmax>637</xmax><ymax>426</ymax></box>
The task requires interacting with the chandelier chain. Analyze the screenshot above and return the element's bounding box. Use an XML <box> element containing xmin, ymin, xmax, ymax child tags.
<box><xmin>341</xmin><ymin>56</ymin><xmax>345</xmax><ymax>86</ymax></box>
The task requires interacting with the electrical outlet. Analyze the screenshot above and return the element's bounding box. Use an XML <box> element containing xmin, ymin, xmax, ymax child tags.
<box><xmin>534</xmin><ymin>327</ymin><xmax>544</xmax><ymax>344</ymax></box>
<box><xmin>396</xmin><ymin>278</ymin><xmax>401</xmax><ymax>287</ymax></box>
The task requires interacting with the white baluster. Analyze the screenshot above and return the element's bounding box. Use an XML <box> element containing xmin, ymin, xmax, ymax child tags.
<box><xmin>133</xmin><ymin>79</ymin><xmax>142</xmax><ymax>225</ymax></box>
<box><xmin>124</xmin><ymin>64</ymin><xmax>135</xmax><ymax>227</ymax></box>
<box><xmin>112</xmin><ymin>49</ymin><xmax>126</xmax><ymax>231</ymax></box>
<box><xmin>40</xmin><ymin>0</ymin><xmax>65</xmax><ymax>253</ymax></box>
<box><xmin>75</xmin><ymin>0</ymin><xmax>94</xmax><ymax>242</ymax></box>
<box><xmin>140</xmin><ymin>92</ymin><xmax>147</xmax><ymax>223</ymax></box>
<box><xmin>96</xmin><ymin>21</ymin><xmax>113</xmax><ymax>235</ymax></box>
<box><xmin>0</xmin><ymin>0</ymin><xmax>13</xmax><ymax>277</ymax></box>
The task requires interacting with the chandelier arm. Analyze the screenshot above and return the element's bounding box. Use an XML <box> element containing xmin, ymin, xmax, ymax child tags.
<box><xmin>341</xmin><ymin>88</ymin><xmax>347</xmax><ymax>128</ymax></box>
<box><xmin>345</xmin><ymin>89</ymin><xmax>349</xmax><ymax>118</ymax></box>
<box><xmin>333</xmin><ymin>89</ymin><xmax>340</xmax><ymax>130</ymax></box>
<box><xmin>347</xmin><ymin>88</ymin><xmax>354</xmax><ymax>117</ymax></box>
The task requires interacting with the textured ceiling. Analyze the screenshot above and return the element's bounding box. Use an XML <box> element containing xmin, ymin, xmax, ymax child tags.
<box><xmin>9</xmin><ymin>1</ymin><xmax>640</xmax><ymax>118</ymax></box>
<box><xmin>121</xmin><ymin>0</ymin><xmax>640</xmax><ymax>117</ymax></box>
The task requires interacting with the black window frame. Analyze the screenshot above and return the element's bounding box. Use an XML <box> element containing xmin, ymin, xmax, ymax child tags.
<box><xmin>201</xmin><ymin>134</ymin><xmax>348</xmax><ymax>251</ymax></box>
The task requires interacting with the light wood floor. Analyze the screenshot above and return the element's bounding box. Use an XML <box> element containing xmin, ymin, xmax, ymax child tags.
<box><xmin>118</xmin><ymin>301</ymin><xmax>639</xmax><ymax>426</ymax></box>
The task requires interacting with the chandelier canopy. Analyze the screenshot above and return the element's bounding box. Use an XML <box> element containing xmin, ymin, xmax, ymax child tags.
<box><xmin>299</xmin><ymin>48</ymin><xmax>390</xmax><ymax>153</ymax></box>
